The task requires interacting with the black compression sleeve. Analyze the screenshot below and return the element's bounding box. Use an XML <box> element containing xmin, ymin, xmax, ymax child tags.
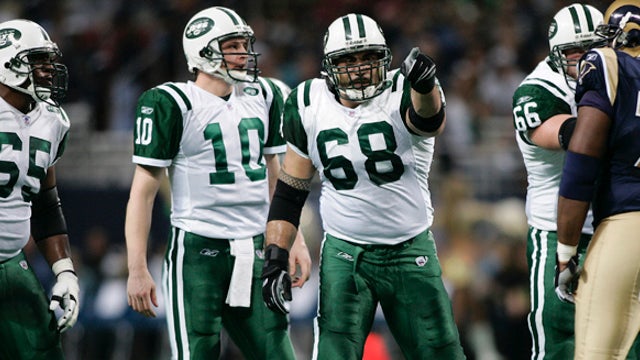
<box><xmin>31</xmin><ymin>186</ymin><xmax>68</xmax><ymax>241</ymax></box>
<box><xmin>409</xmin><ymin>105</ymin><xmax>445</xmax><ymax>133</ymax></box>
<box><xmin>558</xmin><ymin>117</ymin><xmax>577</xmax><ymax>151</ymax></box>
<box><xmin>268</xmin><ymin>180</ymin><xmax>310</xmax><ymax>228</ymax></box>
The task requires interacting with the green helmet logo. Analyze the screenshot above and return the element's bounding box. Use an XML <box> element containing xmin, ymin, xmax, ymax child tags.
<box><xmin>0</xmin><ymin>28</ymin><xmax>21</xmax><ymax>49</ymax></box>
<box><xmin>185</xmin><ymin>18</ymin><xmax>214</xmax><ymax>39</ymax></box>
<box><xmin>548</xmin><ymin>19</ymin><xmax>558</xmax><ymax>40</ymax></box>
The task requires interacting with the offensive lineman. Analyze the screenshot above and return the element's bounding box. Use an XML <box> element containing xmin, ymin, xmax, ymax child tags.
<box><xmin>511</xmin><ymin>4</ymin><xmax>605</xmax><ymax>359</ymax></box>
<box><xmin>0</xmin><ymin>19</ymin><xmax>79</xmax><ymax>359</ymax></box>
<box><xmin>260</xmin><ymin>13</ymin><xmax>465</xmax><ymax>359</ymax></box>
<box><xmin>124</xmin><ymin>6</ymin><xmax>310</xmax><ymax>359</ymax></box>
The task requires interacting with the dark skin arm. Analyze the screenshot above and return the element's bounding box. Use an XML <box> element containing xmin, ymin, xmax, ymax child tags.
<box><xmin>557</xmin><ymin>105</ymin><xmax>611</xmax><ymax>270</ymax></box>
<box><xmin>34</xmin><ymin>166</ymin><xmax>72</xmax><ymax>266</ymax></box>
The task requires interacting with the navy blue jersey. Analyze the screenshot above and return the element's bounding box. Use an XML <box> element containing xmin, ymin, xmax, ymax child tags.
<box><xmin>576</xmin><ymin>48</ymin><xmax>640</xmax><ymax>225</ymax></box>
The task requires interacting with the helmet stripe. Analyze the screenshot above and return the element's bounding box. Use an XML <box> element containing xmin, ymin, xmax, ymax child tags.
<box><xmin>217</xmin><ymin>7</ymin><xmax>242</xmax><ymax>26</ymax></box>
<box><xmin>580</xmin><ymin>4</ymin><xmax>596</xmax><ymax>31</ymax></box>
<box><xmin>569</xmin><ymin>6</ymin><xmax>583</xmax><ymax>34</ymax></box>
<box><xmin>355</xmin><ymin>14</ymin><xmax>366</xmax><ymax>38</ymax></box>
<box><xmin>342</xmin><ymin>16</ymin><xmax>352</xmax><ymax>40</ymax></box>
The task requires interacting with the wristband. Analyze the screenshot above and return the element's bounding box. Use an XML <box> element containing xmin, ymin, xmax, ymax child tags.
<box><xmin>557</xmin><ymin>242</ymin><xmax>577</xmax><ymax>263</ymax></box>
<box><xmin>52</xmin><ymin>258</ymin><xmax>76</xmax><ymax>277</ymax></box>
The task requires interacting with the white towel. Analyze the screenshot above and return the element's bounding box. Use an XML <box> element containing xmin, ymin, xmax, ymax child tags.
<box><xmin>226</xmin><ymin>238</ymin><xmax>255</xmax><ymax>307</ymax></box>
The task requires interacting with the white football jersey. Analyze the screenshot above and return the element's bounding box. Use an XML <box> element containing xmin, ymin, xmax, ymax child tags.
<box><xmin>284</xmin><ymin>70</ymin><xmax>438</xmax><ymax>245</ymax></box>
<box><xmin>512</xmin><ymin>58</ymin><xmax>593</xmax><ymax>233</ymax></box>
<box><xmin>0</xmin><ymin>98</ymin><xmax>70</xmax><ymax>260</ymax></box>
<box><xmin>132</xmin><ymin>79</ymin><xmax>285</xmax><ymax>239</ymax></box>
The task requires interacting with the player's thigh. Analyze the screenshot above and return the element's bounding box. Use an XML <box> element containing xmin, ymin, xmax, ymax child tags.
<box><xmin>164</xmin><ymin>230</ymin><xmax>230</xmax><ymax>357</ymax></box>
<box><xmin>381</xmin><ymin>231</ymin><xmax>464</xmax><ymax>359</ymax></box>
<box><xmin>222</xmin><ymin>236</ymin><xmax>294</xmax><ymax>360</ymax></box>
<box><xmin>315</xmin><ymin>235</ymin><xmax>377</xmax><ymax>358</ymax></box>
<box><xmin>0</xmin><ymin>253</ymin><xmax>63</xmax><ymax>360</ymax></box>
<box><xmin>575</xmin><ymin>212</ymin><xmax>640</xmax><ymax>359</ymax></box>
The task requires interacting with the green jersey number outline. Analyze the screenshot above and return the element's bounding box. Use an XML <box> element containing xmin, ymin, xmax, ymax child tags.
<box><xmin>204</xmin><ymin>117</ymin><xmax>266</xmax><ymax>184</ymax></box>
<box><xmin>0</xmin><ymin>132</ymin><xmax>51</xmax><ymax>201</ymax></box>
<box><xmin>317</xmin><ymin>121</ymin><xmax>404</xmax><ymax>190</ymax></box>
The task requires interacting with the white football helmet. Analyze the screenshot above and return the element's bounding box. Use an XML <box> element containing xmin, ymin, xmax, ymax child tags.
<box><xmin>548</xmin><ymin>4</ymin><xmax>605</xmax><ymax>83</ymax></box>
<box><xmin>322</xmin><ymin>14</ymin><xmax>392</xmax><ymax>102</ymax></box>
<box><xmin>183</xmin><ymin>7</ymin><xmax>259</xmax><ymax>83</ymax></box>
<box><xmin>0</xmin><ymin>19</ymin><xmax>68</xmax><ymax>106</ymax></box>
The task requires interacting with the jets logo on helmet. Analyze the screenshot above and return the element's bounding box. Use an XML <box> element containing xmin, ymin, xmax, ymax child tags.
<box><xmin>0</xmin><ymin>19</ymin><xmax>68</xmax><ymax>107</ymax></box>
<box><xmin>185</xmin><ymin>18</ymin><xmax>214</xmax><ymax>39</ymax></box>
<box><xmin>0</xmin><ymin>28</ymin><xmax>21</xmax><ymax>49</ymax></box>
<box><xmin>322</xmin><ymin>14</ymin><xmax>392</xmax><ymax>102</ymax></box>
<box><xmin>182</xmin><ymin>6</ymin><xmax>259</xmax><ymax>84</ymax></box>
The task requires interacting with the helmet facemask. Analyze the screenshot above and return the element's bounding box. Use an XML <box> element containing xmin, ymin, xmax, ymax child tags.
<box><xmin>199</xmin><ymin>33</ymin><xmax>260</xmax><ymax>83</ymax></box>
<box><xmin>595</xmin><ymin>4</ymin><xmax>640</xmax><ymax>55</ymax></box>
<box><xmin>322</xmin><ymin>14</ymin><xmax>392</xmax><ymax>103</ymax></box>
<box><xmin>550</xmin><ymin>39</ymin><xmax>606</xmax><ymax>90</ymax></box>
<box><xmin>547</xmin><ymin>4</ymin><xmax>605</xmax><ymax>91</ymax></box>
<box><xmin>323</xmin><ymin>48</ymin><xmax>392</xmax><ymax>102</ymax></box>
<box><xmin>9</xmin><ymin>47</ymin><xmax>69</xmax><ymax>106</ymax></box>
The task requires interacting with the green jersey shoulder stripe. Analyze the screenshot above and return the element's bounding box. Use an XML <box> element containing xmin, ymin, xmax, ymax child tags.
<box><xmin>520</xmin><ymin>78</ymin><xmax>570</xmax><ymax>100</ymax></box>
<box><xmin>303</xmin><ymin>79</ymin><xmax>313</xmax><ymax>107</ymax></box>
<box><xmin>157</xmin><ymin>83</ymin><xmax>192</xmax><ymax>113</ymax></box>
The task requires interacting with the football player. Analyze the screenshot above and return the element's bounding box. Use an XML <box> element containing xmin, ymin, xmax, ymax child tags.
<box><xmin>556</xmin><ymin>0</ymin><xmax>640</xmax><ymax>358</ymax></box>
<box><xmin>0</xmin><ymin>19</ymin><xmax>79</xmax><ymax>359</ymax></box>
<box><xmin>124</xmin><ymin>6</ymin><xmax>310</xmax><ymax>359</ymax></box>
<box><xmin>261</xmin><ymin>13</ymin><xmax>465</xmax><ymax>359</ymax></box>
<box><xmin>511</xmin><ymin>4</ymin><xmax>611</xmax><ymax>359</ymax></box>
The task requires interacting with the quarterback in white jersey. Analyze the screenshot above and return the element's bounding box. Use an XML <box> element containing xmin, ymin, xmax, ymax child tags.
<box><xmin>125</xmin><ymin>7</ymin><xmax>309</xmax><ymax>360</ymax></box>
<box><xmin>261</xmin><ymin>13</ymin><xmax>465</xmax><ymax>360</ymax></box>
<box><xmin>0</xmin><ymin>19</ymin><xmax>79</xmax><ymax>359</ymax></box>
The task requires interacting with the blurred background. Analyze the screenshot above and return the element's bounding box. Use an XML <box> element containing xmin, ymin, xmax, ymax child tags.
<box><xmin>3</xmin><ymin>0</ymin><xmax>612</xmax><ymax>359</ymax></box>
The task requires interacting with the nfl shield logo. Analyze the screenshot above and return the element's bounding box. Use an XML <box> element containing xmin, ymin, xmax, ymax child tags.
<box><xmin>19</xmin><ymin>260</ymin><xmax>28</xmax><ymax>270</ymax></box>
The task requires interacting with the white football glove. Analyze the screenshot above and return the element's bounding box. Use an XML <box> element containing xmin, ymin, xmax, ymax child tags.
<box><xmin>554</xmin><ymin>254</ymin><xmax>580</xmax><ymax>304</ymax></box>
<box><xmin>50</xmin><ymin>258</ymin><xmax>80</xmax><ymax>333</ymax></box>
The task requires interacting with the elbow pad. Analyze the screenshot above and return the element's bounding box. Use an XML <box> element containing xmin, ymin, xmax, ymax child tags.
<box><xmin>558</xmin><ymin>117</ymin><xmax>577</xmax><ymax>151</ymax></box>
<box><xmin>31</xmin><ymin>186</ymin><xmax>68</xmax><ymax>241</ymax></box>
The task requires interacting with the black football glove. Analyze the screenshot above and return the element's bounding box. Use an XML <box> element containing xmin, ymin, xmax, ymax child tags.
<box><xmin>554</xmin><ymin>253</ymin><xmax>581</xmax><ymax>303</ymax></box>
<box><xmin>400</xmin><ymin>47</ymin><xmax>437</xmax><ymax>94</ymax></box>
<box><xmin>261</xmin><ymin>244</ymin><xmax>292</xmax><ymax>315</ymax></box>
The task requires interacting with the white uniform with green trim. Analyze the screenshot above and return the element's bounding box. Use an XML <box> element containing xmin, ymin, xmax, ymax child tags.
<box><xmin>283</xmin><ymin>70</ymin><xmax>439</xmax><ymax>245</ymax></box>
<box><xmin>0</xmin><ymin>99</ymin><xmax>69</xmax><ymax>261</ymax></box>
<box><xmin>132</xmin><ymin>78</ymin><xmax>285</xmax><ymax>239</ymax></box>
<box><xmin>513</xmin><ymin>58</ymin><xmax>595</xmax><ymax>360</ymax></box>
<box><xmin>513</xmin><ymin>58</ymin><xmax>593</xmax><ymax>233</ymax></box>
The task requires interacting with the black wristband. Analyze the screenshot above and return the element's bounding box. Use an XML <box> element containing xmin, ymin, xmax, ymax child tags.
<box><xmin>262</xmin><ymin>244</ymin><xmax>289</xmax><ymax>277</ymax></box>
<box><xmin>558</xmin><ymin>117</ymin><xmax>577</xmax><ymax>151</ymax></box>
